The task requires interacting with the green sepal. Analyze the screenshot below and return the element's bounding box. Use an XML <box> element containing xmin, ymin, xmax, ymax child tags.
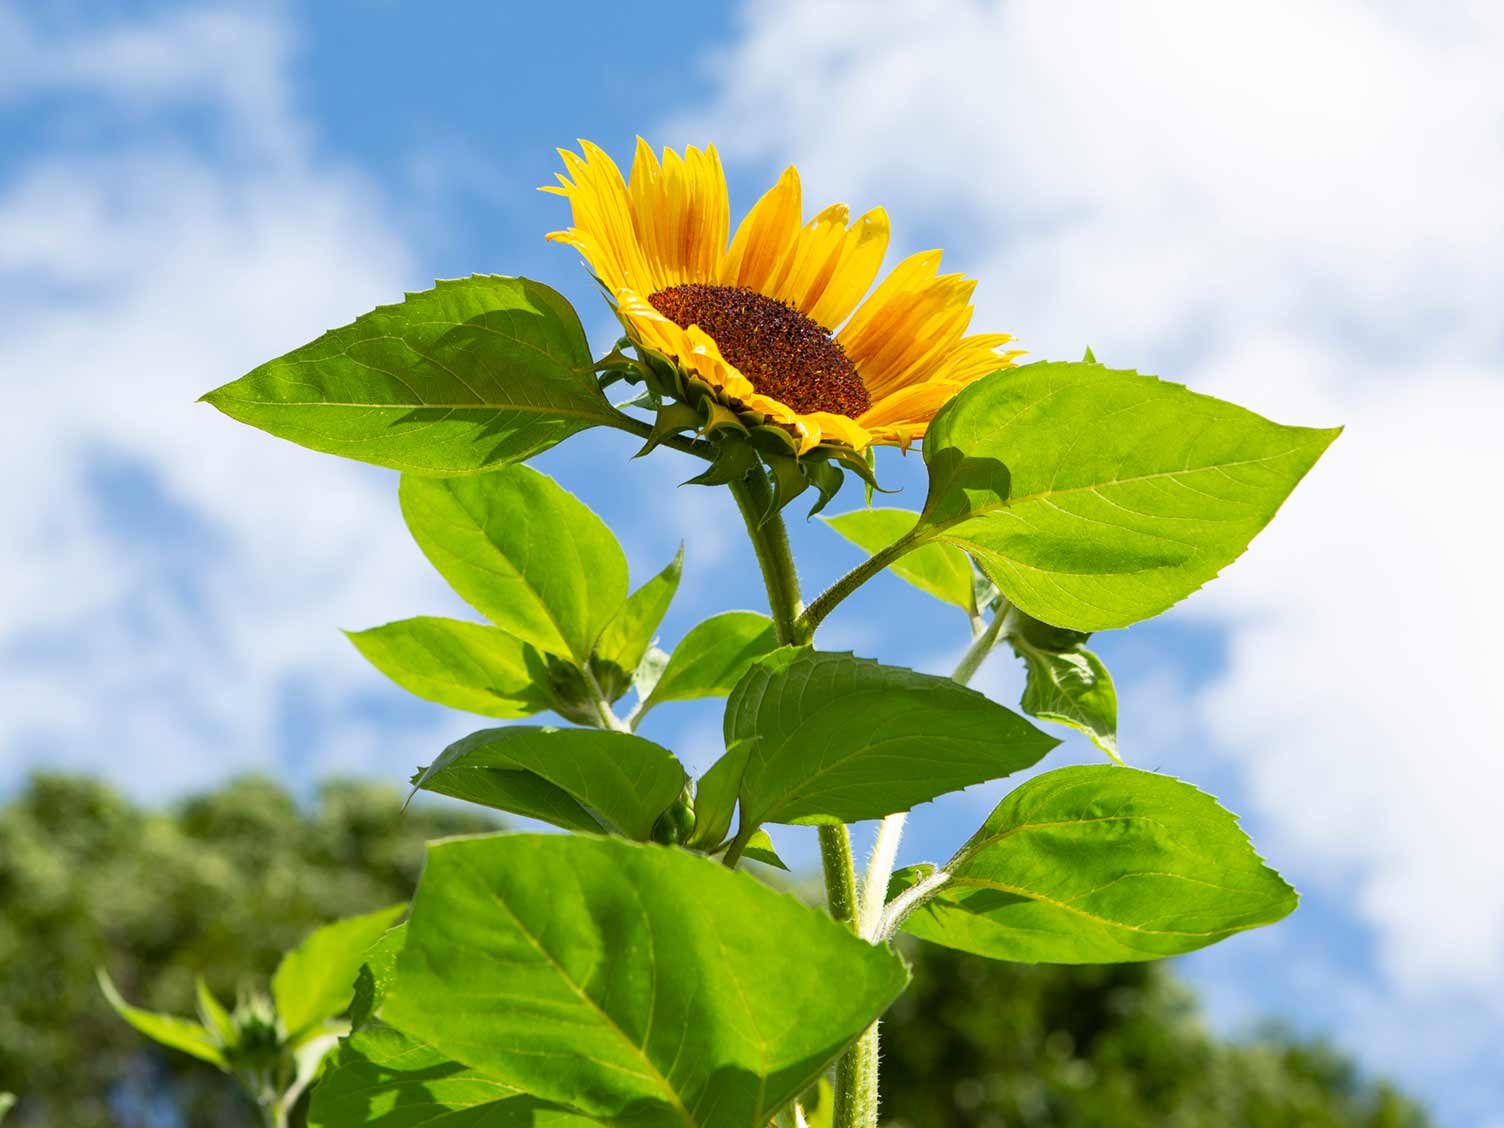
<box><xmin>762</xmin><ymin>454</ymin><xmax>812</xmax><ymax>523</ymax></box>
<box><xmin>682</xmin><ymin>436</ymin><xmax>760</xmax><ymax>486</ymax></box>
<box><xmin>634</xmin><ymin>401</ymin><xmax>702</xmax><ymax>458</ymax></box>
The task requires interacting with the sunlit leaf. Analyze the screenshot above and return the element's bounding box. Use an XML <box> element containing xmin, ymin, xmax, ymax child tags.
<box><xmin>919</xmin><ymin>361</ymin><xmax>1340</xmax><ymax>630</ymax></box>
<box><xmin>643</xmin><ymin>611</ymin><xmax>779</xmax><ymax>712</ymax></box>
<box><xmin>347</xmin><ymin>617</ymin><xmax>550</xmax><ymax>719</ymax></box>
<box><xmin>725</xmin><ymin>649</ymin><xmax>1057</xmax><ymax>827</ymax></box>
<box><xmin>97</xmin><ymin>969</ymin><xmax>227</xmax><ymax>1069</ymax></box>
<box><xmin>202</xmin><ymin>276</ymin><xmax>622</xmax><ymax>473</ymax></box>
<box><xmin>893</xmin><ymin>766</ymin><xmax>1297</xmax><ymax>962</ymax></box>
<box><xmin>400</xmin><ymin>466</ymin><xmax>628</xmax><ymax>664</ymax></box>
<box><xmin>272</xmin><ymin>904</ymin><xmax>407</xmax><ymax>1040</ymax></box>
<box><xmin>382</xmin><ymin>834</ymin><xmax>908</xmax><ymax>1127</ymax></box>
<box><xmin>412</xmin><ymin>726</ymin><xmax>686</xmax><ymax>841</ymax></box>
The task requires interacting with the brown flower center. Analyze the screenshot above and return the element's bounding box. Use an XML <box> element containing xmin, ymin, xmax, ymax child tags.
<box><xmin>648</xmin><ymin>283</ymin><xmax>871</xmax><ymax>418</ymax></box>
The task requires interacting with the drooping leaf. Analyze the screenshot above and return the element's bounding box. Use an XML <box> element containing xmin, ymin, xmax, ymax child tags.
<box><xmin>893</xmin><ymin>765</ymin><xmax>1297</xmax><ymax>963</ymax></box>
<box><xmin>97</xmin><ymin>969</ymin><xmax>227</xmax><ymax>1068</ymax></box>
<box><xmin>347</xmin><ymin>617</ymin><xmax>551</xmax><ymax>719</ymax></box>
<box><xmin>383</xmin><ymin>834</ymin><xmax>908</xmax><ymax>1128</ymax></box>
<box><xmin>272</xmin><ymin>904</ymin><xmax>407</xmax><ymax>1040</ymax></box>
<box><xmin>412</xmin><ymin>726</ymin><xmax>686</xmax><ymax>841</ymax></box>
<box><xmin>919</xmin><ymin>361</ymin><xmax>1340</xmax><ymax>631</ymax></box>
<box><xmin>823</xmin><ymin>509</ymin><xmax>976</xmax><ymax>615</ymax></box>
<box><xmin>202</xmin><ymin>276</ymin><xmax>623</xmax><ymax>473</ymax></box>
<box><xmin>593</xmin><ymin>545</ymin><xmax>684</xmax><ymax>697</ymax></box>
<box><xmin>1005</xmin><ymin>609</ymin><xmax>1120</xmax><ymax>763</ymax></box>
<box><xmin>400</xmin><ymin>466</ymin><xmax>629</xmax><ymax>664</ymax></box>
<box><xmin>642</xmin><ymin>612</ymin><xmax>780</xmax><ymax>714</ymax></box>
<box><xmin>725</xmin><ymin>650</ymin><xmax>1058</xmax><ymax>828</ymax></box>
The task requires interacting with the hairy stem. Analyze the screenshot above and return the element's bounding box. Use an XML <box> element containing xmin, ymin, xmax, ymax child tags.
<box><xmin>581</xmin><ymin>663</ymin><xmax>632</xmax><ymax>733</ymax></box>
<box><xmin>727</xmin><ymin>472</ymin><xmax>810</xmax><ymax>647</ymax></box>
<box><xmin>725</xmin><ymin>469</ymin><xmax>866</xmax><ymax>1127</ymax></box>
<box><xmin>795</xmin><ymin>529</ymin><xmax>922</xmax><ymax>638</ymax></box>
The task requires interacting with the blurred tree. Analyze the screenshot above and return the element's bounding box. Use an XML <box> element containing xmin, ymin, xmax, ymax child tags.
<box><xmin>0</xmin><ymin>774</ymin><xmax>495</xmax><ymax>1128</ymax></box>
<box><xmin>0</xmin><ymin>775</ymin><xmax>1430</xmax><ymax>1127</ymax></box>
<box><xmin>880</xmin><ymin>945</ymin><xmax>1429</xmax><ymax>1128</ymax></box>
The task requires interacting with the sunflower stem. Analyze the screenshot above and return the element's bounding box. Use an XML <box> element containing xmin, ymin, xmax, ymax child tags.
<box><xmin>727</xmin><ymin>471</ymin><xmax>810</xmax><ymax>647</ymax></box>
<box><xmin>844</xmin><ymin>599</ymin><xmax>1013</xmax><ymax>1127</ymax></box>
<box><xmin>725</xmin><ymin>469</ymin><xmax>867</xmax><ymax>1128</ymax></box>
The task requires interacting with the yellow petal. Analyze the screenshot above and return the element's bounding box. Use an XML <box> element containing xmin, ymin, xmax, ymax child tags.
<box><xmin>720</xmin><ymin>166</ymin><xmax>803</xmax><ymax>293</ymax></box>
<box><xmin>547</xmin><ymin>141</ymin><xmax>658</xmax><ymax>293</ymax></box>
<box><xmin>807</xmin><ymin>207</ymin><xmax>891</xmax><ymax>330</ymax></box>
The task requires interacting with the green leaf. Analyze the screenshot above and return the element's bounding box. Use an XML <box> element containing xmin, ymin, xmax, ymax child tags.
<box><xmin>894</xmin><ymin>765</ymin><xmax>1298</xmax><ymax>962</ymax></box>
<box><xmin>685</xmin><ymin>739</ymin><xmax>756</xmax><ymax>851</ymax></box>
<box><xmin>349</xmin><ymin>924</ymin><xmax>406</xmax><ymax>1031</ymax></box>
<box><xmin>347</xmin><ymin>616</ymin><xmax>550</xmax><ymax>719</ymax></box>
<box><xmin>400</xmin><ymin>466</ymin><xmax>629</xmax><ymax>664</ymax></box>
<box><xmin>311</xmin><ymin>1021</ymin><xmax>598</xmax><ymax>1128</ymax></box>
<box><xmin>594</xmin><ymin>545</ymin><xmax>684</xmax><ymax>696</ymax></box>
<box><xmin>823</xmin><ymin>509</ymin><xmax>975</xmax><ymax>615</ymax></box>
<box><xmin>740</xmin><ymin>829</ymin><xmax>789</xmax><ymax>871</ymax></box>
<box><xmin>383</xmin><ymin>834</ymin><xmax>908</xmax><ymax>1128</ymax></box>
<box><xmin>201</xmin><ymin>275</ymin><xmax>622</xmax><ymax>473</ymax></box>
<box><xmin>643</xmin><ymin>611</ymin><xmax>779</xmax><ymax>712</ymax></box>
<box><xmin>194</xmin><ymin>977</ymin><xmax>235</xmax><ymax>1045</ymax></box>
<box><xmin>0</xmin><ymin>1094</ymin><xmax>13</xmax><ymax>1123</ymax></box>
<box><xmin>1005</xmin><ymin>609</ymin><xmax>1120</xmax><ymax>763</ymax></box>
<box><xmin>412</xmin><ymin>726</ymin><xmax>686</xmax><ymax>841</ymax></box>
<box><xmin>97</xmin><ymin>969</ymin><xmax>227</xmax><ymax>1068</ymax></box>
<box><xmin>272</xmin><ymin>904</ymin><xmax>407</xmax><ymax>1040</ymax></box>
<box><xmin>919</xmin><ymin>361</ymin><xmax>1340</xmax><ymax>631</ymax></box>
<box><xmin>318</xmin><ymin>922</ymin><xmax>593</xmax><ymax>1126</ymax></box>
<box><xmin>725</xmin><ymin>650</ymin><xmax>1058</xmax><ymax>828</ymax></box>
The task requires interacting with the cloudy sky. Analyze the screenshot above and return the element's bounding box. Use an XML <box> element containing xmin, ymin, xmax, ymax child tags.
<box><xmin>2</xmin><ymin>1</ymin><xmax>1500</xmax><ymax>1123</ymax></box>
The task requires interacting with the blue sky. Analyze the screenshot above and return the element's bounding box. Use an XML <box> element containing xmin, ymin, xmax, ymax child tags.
<box><xmin>3</xmin><ymin>2</ymin><xmax>1503</xmax><ymax>1124</ymax></box>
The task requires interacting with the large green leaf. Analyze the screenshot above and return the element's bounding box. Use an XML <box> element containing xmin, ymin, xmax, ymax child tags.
<box><xmin>202</xmin><ymin>275</ymin><xmax>622</xmax><ymax>473</ymax></box>
<box><xmin>400</xmin><ymin>466</ymin><xmax>628</xmax><ymax>664</ymax></box>
<box><xmin>310</xmin><ymin>1020</ymin><xmax>597</xmax><ymax>1128</ymax></box>
<box><xmin>822</xmin><ymin>509</ymin><xmax>975</xmax><ymax>615</ymax></box>
<box><xmin>1005</xmin><ymin>609</ymin><xmax>1120</xmax><ymax>763</ymax></box>
<box><xmin>97</xmin><ymin>970</ymin><xmax>227</xmax><ymax>1068</ymax></box>
<box><xmin>642</xmin><ymin>612</ymin><xmax>779</xmax><ymax>713</ymax></box>
<box><xmin>724</xmin><ymin>650</ymin><xmax>1058</xmax><ymax>828</ymax></box>
<box><xmin>918</xmin><ymin>362</ymin><xmax>1340</xmax><ymax>631</ymax></box>
<box><xmin>594</xmin><ymin>545</ymin><xmax>683</xmax><ymax>697</ymax></box>
<box><xmin>272</xmin><ymin>904</ymin><xmax>407</xmax><ymax>1040</ymax></box>
<box><xmin>347</xmin><ymin>616</ymin><xmax>550</xmax><ymax>719</ymax></box>
<box><xmin>412</xmin><ymin>726</ymin><xmax>686</xmax><ymax>841</ymax></box>
<box><xmin>383</xmin><ymin>834</ymin><xmax>908</xmax><ymax>1128</ymax></box>
<box><xmin>315</xmin><ymin>924</ymin><xmax>594</xmax><ymax>1128</ymax></box>
<box><xmin>893</xmin><ymin>765</ymin><xmax>1297</xmax><ymax>963</ymax></box>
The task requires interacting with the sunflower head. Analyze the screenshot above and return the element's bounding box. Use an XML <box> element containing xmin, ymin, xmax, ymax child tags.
<box><xmin>544</xmin><ymin>139</ymin><xmax>1022</xmax><ymax>509</ymax></box>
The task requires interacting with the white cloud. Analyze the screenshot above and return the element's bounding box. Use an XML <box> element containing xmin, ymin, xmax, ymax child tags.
<box><xmin>0</xmin><ymin>5</ymin><xmax>446</xmax><ymax>798</ymax></box>
<box><xmin>682</xmin><ymin>0</ymin><xmax>1504</xmax><ymax>1110</ymax></box>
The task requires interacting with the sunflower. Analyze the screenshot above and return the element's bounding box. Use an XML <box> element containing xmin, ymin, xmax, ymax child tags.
<box><xmin>544</xmin><ymin>139</ymin><xmax>1023</xmax><ymax>456</ymax></box>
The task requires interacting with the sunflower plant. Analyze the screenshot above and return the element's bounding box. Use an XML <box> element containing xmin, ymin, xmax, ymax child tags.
<box><xmin>200</xmin><ymin>140</ymin><xmax>1338</xmax><ymax>1128</ymax></box>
